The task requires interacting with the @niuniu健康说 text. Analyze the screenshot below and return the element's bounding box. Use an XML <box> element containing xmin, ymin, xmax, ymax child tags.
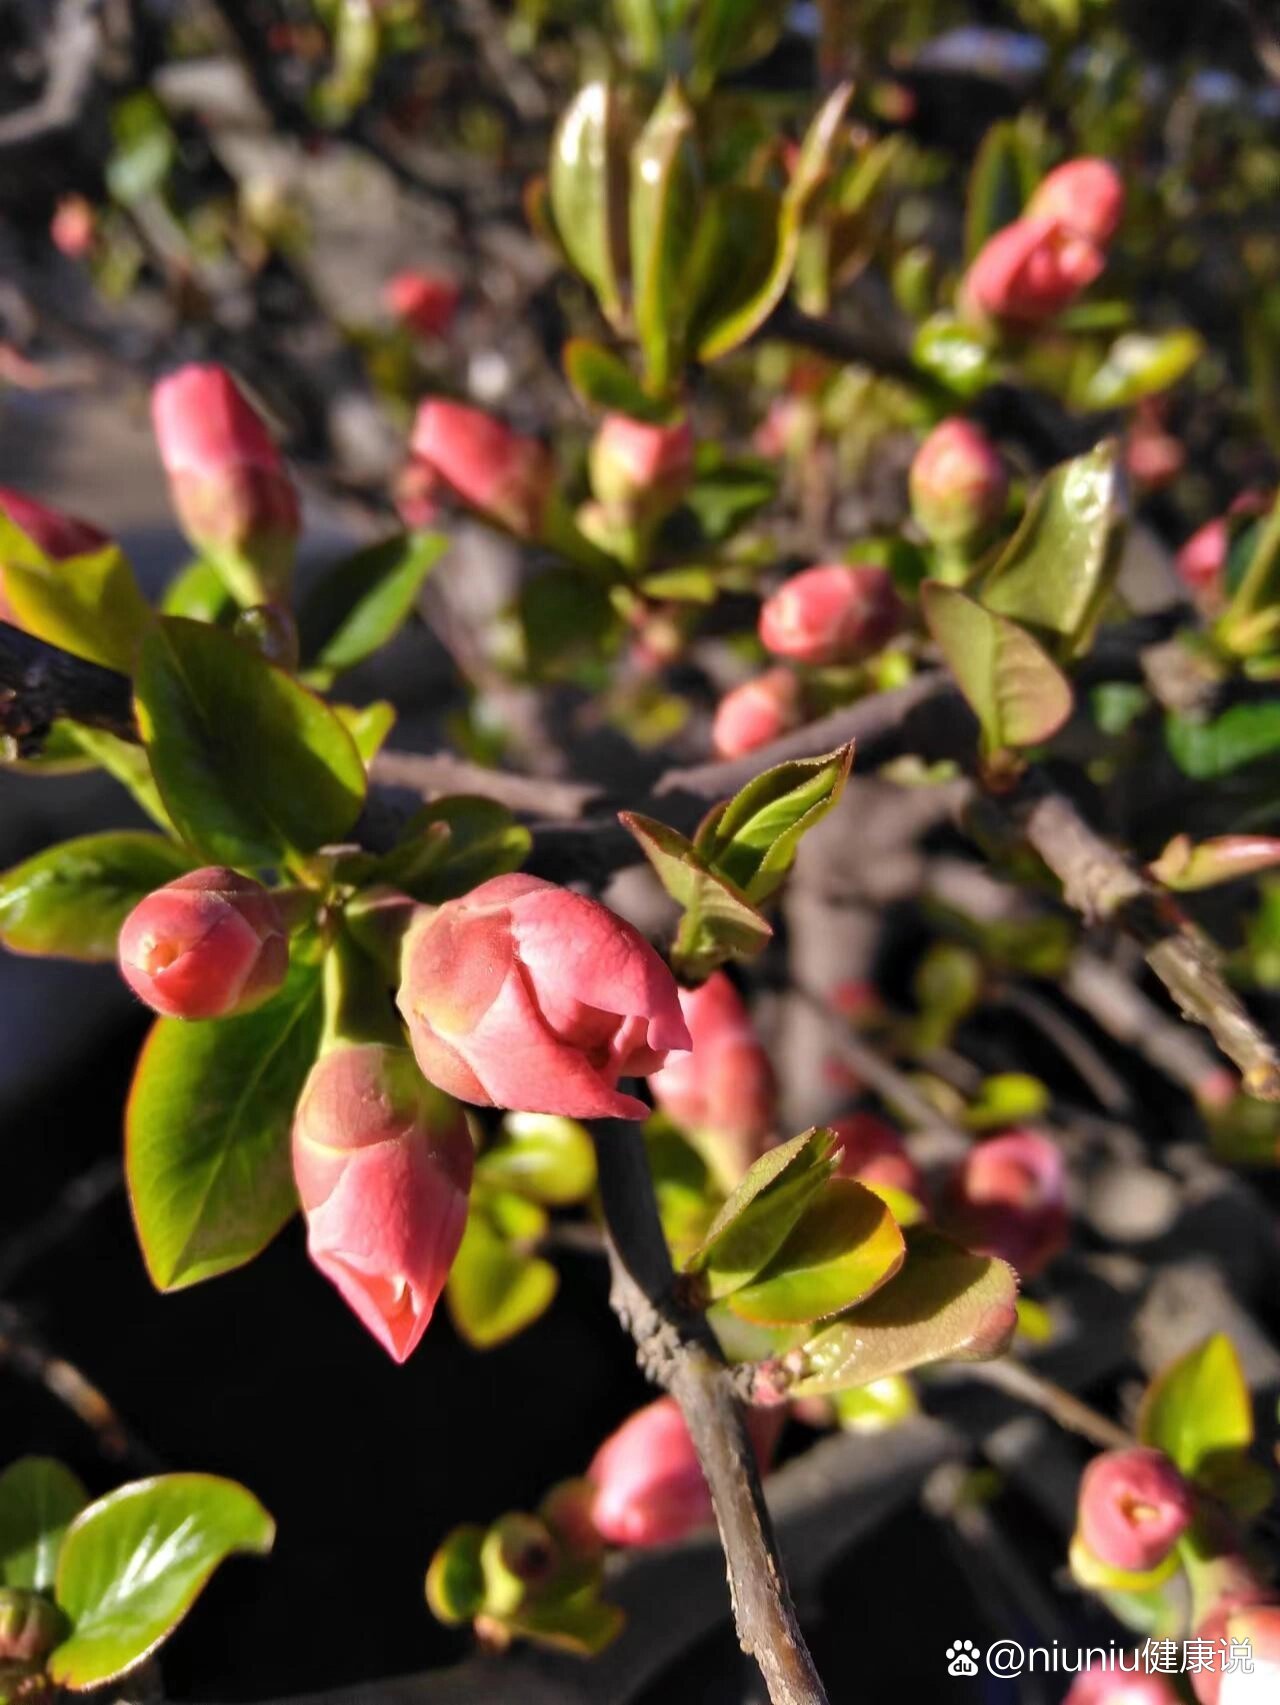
<box><xmin>944</xmin><ymin>1637</ymin><xmax>1255</xmax><ymax>1679</ymax></box>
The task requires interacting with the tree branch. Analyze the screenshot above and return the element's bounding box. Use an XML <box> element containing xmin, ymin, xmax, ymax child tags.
<box><xmin>0</xmin><ymin>623</ymin><xmax>137</xmax><ymax>753</ymax></box>
<box><xmin>589</xmin><ymin>1120</ymin><xmax>829</xmax><ymax>1705</ymax></box>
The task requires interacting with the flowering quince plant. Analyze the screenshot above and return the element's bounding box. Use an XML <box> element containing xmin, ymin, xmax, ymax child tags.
<box><xmin>2</xmin><ymin>3</ymin><xmax>1280</xmax><ymax>1701</ymax></box>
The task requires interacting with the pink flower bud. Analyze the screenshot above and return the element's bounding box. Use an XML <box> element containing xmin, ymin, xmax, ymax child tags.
<box><xmin>1065</xmin><ymin>1664</ymin><xmax>1180</xmax><ymax>1705</ymax></box>
<box><xmin>1196</xmin><ymin>1603</ymin><xmax>1280</xmax><ymax>1704</ymax></box>
<box><xmin>1076</xmin><ymin>1447</ymin><xmax>1195</xmax><ymax>1574</ymax></box>
<box><xmin>963</xmin><ymin>215</ymin><xmax>1106</xmax><ymax>326</ymax></box>
<box><xmin>940</xmin><ymin>1129</ymin><xmax>1068</xmax><ymax>1278</ymax></box>
<box><xmin>0</xmin><ymin>485</ymin><xmax>109</xmax><ymax>625</ymax></box>
<box><xmin>50</xmin><ymin>193</ymin><xmax>95</xmax><ymax>259</ymax></box>
<box><xmin>759</xmin><ymin>563</ymin><xmax>904</xmax><ymax>667</ymax></box>
<box><xmin>397</xmin><ymin>874</ymin><xmax>690</xmax><ymax>1120</ymax></box>
<box><xmin>1026</xmin><ymin>158</ymin><xmax>1125</xmax><ymax>247</ymax></box>
<box><xmin>1125</xmin><ymin>403</ymin><xmax>1185</xmax><ymax>493</ymax></box>
<box><xmin>909</xmin><ymin>418</ymin><xmax>1009</xmax><ymax>549</ymax></box>
<box><xmin>151</xmin><ymin>365</ymin><xmax>299</xmax><ymax>602</ymax></box>
<box><xmin>711</xmin><ymin>668</ymin><xmax>802</xmax><ymax>759</ymax></box>
<box><xmin>648</xmin><ymin>973</ymin><xmax>776</xmax><ymax>1179</ymax></box>
<box><xmin>831</xmin><ymin>1112</ymin><xmax>924</xmax><ymax>1199</ymax></box>
<box><xmin>384</xmin><ymin>270</ymin><xmax>460</xmax><ymax>341</ymax></box>
<box><xmin>293</xmin><ymin>1043</ymin><xmax>473</xmax><ymax>1362</ymax></box>
<box><xmin>1177</xmin><ymin>516</ymin><xmax>1229</xmax><ymax>594</ymax></box>
<box><xmin>118</xmin><ymin>868</ymin><xmax>287</xmax><ymax>1020</ymax></box>
<box><xmin>588</xmin><ymin>1395</ymin><xmax>779</xmax><ymax>1547</ymax></box>
<box><xmin>410</xmin><ymin>400</ymin><xmax>551</xmax><ymax>539</ymax></box>
<box><xmin>588</xmin><ymin>413</ymin><xmax>694</xmax><ymax>523</ymax></box>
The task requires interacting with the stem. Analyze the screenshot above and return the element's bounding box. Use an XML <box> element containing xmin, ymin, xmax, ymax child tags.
<box><xmin>1219</xmin><ymin>492</ymin><xmax>1280</xmax><ymax>640</ymax></box>
<box><xmin>968</xmin><ymin>1357</ymin><xmax>1133</xmax><ymax>1452</ymax></box>
<box><xmin>590</xmin><ymin>1121</ymin><xmax>829</xmax><ymax>1705</ymax></box>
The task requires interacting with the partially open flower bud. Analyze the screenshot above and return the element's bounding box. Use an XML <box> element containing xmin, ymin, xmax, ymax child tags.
<box><xmin>410</xmin><ymin>400</ymin><xmax>551</xmax><ymax>539</ymax></box>
<box><xmin>648</xmin><ymin>973</ymin><xmax>776</xmax><ymax>1184</ymax></box>
<box><xmin>398</xmin><ymin>874</ymin><xmax>690</xmax><ymax>1120</ymax></box>
<box><xmin>588</xmin><ymin>413</ymin><xmax>694</xmax><ymax>526</ymax></box>
<box><xmin>151</xmin><ymin>365</ymin><xmax>300</xmax><ymax>605</ymax></box>
<box><xmin>118</xmin><ymin>868</ymin><xmax>287</xmax><ymax>1020</ymax></box>
<box><xmin>0</xmin><ymin>485</ymin><xmax>109</xmax><ymax>626</ymax></box>
<box><xmin>909</xmin><ymin>419</ymin><xmax>1008</xmax><ymax>550</ymax></box>
<box><xmin>963</xmin><ymin>215</ymin><xmax>1105</xmax><ymax>326</ymax></box>
<box><xmin>759</xmin><ymin>563</ymin><xmax>903</xmax><ymax>667</ymax></box>
<box><xmin>831</xmin><ymin>1112</ymin><xmax>924</xmax><ymax>1200</ymax></box>
<box><xmin>1026</xmin><ymin>158</ymin><xmax>1125</xmax><ymax>247</ymax></box>
<box><xmin>0</xmin><ymin>1588</ymin><xmax>62</xmax><ymax>1663</ymax></box>
<box><xmin>1076</xmin><ymin>1447</ymin><xmax>1195</xmax><ymax>1574</ymax></box>
<box><xmin>293</xmin><ymin>1043</ymin><xmax>474</xmax><ymax>1362</ymax></box>
<box><xmin>1065</xmin><ymin>1664</ymin><xmax>1180</xmax><ymax>1705</ymax></box>
<box><xmin>384</xmin><ymin>270</ymin><xmax>460</xmax><ymax>341</ymax></box>
<box><xmin>939</xmin><ymin>1129</ymin><xmax>1068</xmax><ymax>1278</ymax></box>
<box><xmin>711</xmin><ymin>669</ymin><xmax>802</xmax><ymax>759</ymax></box>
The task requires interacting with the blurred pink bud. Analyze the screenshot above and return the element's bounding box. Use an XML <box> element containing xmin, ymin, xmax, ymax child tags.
<box><xmin>151</xmin><ymin>365</ymin><xmax>299</xmax><ymax>600</ymax></box>
<box><xmin>1077</xmin><ymin>1447</ymin><xmax>1195</xmax><ymax>1574</ymax></box>
<box><xmin>831</xmin><ymin>1112</ymin><xmax>924</xmax><ymax>1199</ymax></box>
<box><xmin>0</xmin><ymin>485</ymin><xmax>109</xmax><ymax>625</ymax></box>
<box><xmin>940</xmin><ymin>1129</ymin><xmax>1068</xmax><ymax>1278</ymax></box>
<box><xmin>1177</xmin><ymin>516</ymin><xmax>1229</xmax><ymax>594</ymax></box>
<box><xmin>1026</xmin><ymin>158</ymin><xmax>1125</xmax><ymax>247</ymax></box>
<box><xmin>588</xmin><ymin>1395</ymin><xmax>779</xmax><ymax>1547</ymax></box>
<box><xmin>759</xmin><ymin>563</ymin><xmax>903</xmax><ymax>667</ymax></box>
<box><xmin>398</xmin><ymin>874</ymin><xmax>690</xmax><ymax>1120</ymax></box>
<box><xmin>963</xmin><ymin>215</ymin><xmax>1105</xmax><ymax>326</ymax></box>
<box><xmin>752</xmin><ymin>396</ymin><xmax>809</xmax><ymax>459</ymax></box>
<box><xmin>118</xmin><ymin>868</ymin><xmax>287</xmax><ymax>1020</ymax></box>
<box><xmin>393</xmin><ymin>457</ymin><xmax>443</xmax><ymax>530</ymax></box>
<box><xmin>50</xmin><ymin>193</ymin><xmax>95</xmax><ymax>259</ymax></box>
<box><xmin>909</xmin><ymin>418</ymin><xmax>1008</xmax><ymax>549</ymax></box>
<box><xmin>1065</xmin><ymin>1664</ymin><xmax>1180</xmax><ymax>1705</ymax></box>
<box><xmin>589</xmin><ymin>413</ymin><xmax>694</xmax><ymax>524</ymax></box>
<box><xmin>1197</xmin><ymin>1603</ymin><xmax>1280</xmax><ymax>1704</ymax></box>
<box><xmin>711</xmin><ymin>668</ymin><xmax>802</xmax><ymax>759</ymax></box>
<box><xmin>1125</xmin><ymin>404</ymin><xmax>1185</xmax><ymax>492</ymax></box>
<box><xmin>648</xmin><ymin>973</ymin><xmax>776</xmax><ymax>1177</ymax></box>
<box><xmin>1150</xmin><ymin>833</ymin><xmax>1280</xmax><ymax>892</ymax></box>
<box><xmin>384</xmin><ymin>269</ymin><xmax>460</xmax><ymax>341</ymax></box>
<box><xmin>293</xmin><ymin>1043</ymin><xmax>473</xmax><ymax>1362</ymax></box>
<box><xmin>410</xmin><ymin>399</ymin><xmax>551</xmax><ymax>539</ymax></box>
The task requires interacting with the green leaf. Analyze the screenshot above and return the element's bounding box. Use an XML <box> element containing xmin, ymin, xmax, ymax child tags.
<box><xmin>964</xmin><ymin>121</ymin><xmax>1036</xmax><ymax>263</ymax></box>
<box><xmin>477</xmin><ymin>1115</ymin><xmax>596</xmax><ymax>1206</ymax></box>
<box><xmin>49</xmin><ymin>1475</ymin><xmax>273</xmax><ymax>1689</ymax></box>
<box><xmin>126</xmin><ymin>961</ymin><xmax>322</xmax><ymax>1291</ymax></box>
<box><xmin>678</xmin><ymin>450</ymin><xmax>779</xmax><ymax>545</ymax></box>
<box><xmin>105</xmin><ymin>91</ymin><xmax>176</xmax><ymax>206</ymax></box>
<box><xmin>299</xmin><ymin>533</ymin><xmax>445</xmax><ymax>679</ymax></box>
<box><xmin>831</xmin><ymin>1375</ymin><xmax>919</xmax><ymax>1433</ymax></box>
<box><xmin>689</xmin><ymin>0</ymin><xmax>786</xmax><ymax>90</ymax></box>
<box><xmin>790</xmin><ymin>1229</ymin><xmax>1019</xmax><ymax>1395</ymax></box>
<box><xmin>1137</xmin><ymin>1334</ymin><xmax>1254</xmax><ymax>1479</ymax></box>
<box><xmin>0</xmin><ymin>518</ymin><xmax>150</xmax><ymax>673</ymax></box>
<box><xmin>1167</xmin><ymin>699</ymin><xmax>1280</xmax><ymax>779</ymax></box>
<box><xmin>0</xmin><ymin>833</ymin><xmax>194</xmax><ymax>962</ymax></box>
<box><xmin>921</xmin><ymin>581</ymin><xmax>1073</xmax><ymax>756</ymax></box>
<box><xmin>976</xmin><ymin>442</ymin><xmax>1128</xmax><ymax>656</ymax></box>
<box><xmin>619</xmin><ymin>812</ymin><xmax>771</xmax><ymax>978</ymax></box>
<box><xmin>380</xmin><ymin>796</ymin><xmax>531</xmax><ymax>902</ymax></box>
<box><xmin>334</xmin><ymin>700</ymin><xmax>397</xmax><ymax>764</ymax></box>
<box><xmin>912</xmin><ymin>314</ymin><xmax>997</xmax><ymax>399</ymax></box>
<box><xmin>694</xmin><ymin>743</ymin><xmax>853</xmax><ymax>904</ymax></box>
<box><xmin>62</xmin><ymin>724</ymin><xmax>174</xmax><ymax>832</ymax></box>
<box><xmin>629</xmin><ymin>81</ymin><xmax>702</xmax><ymax>393</ymax></box>
<box><xmin>426</xmin><ymin>1525</ymin><xmax>487</xmax><ymax>1625</ymax></box>
<box><xmin>506</xmin><ymin>1589</ymin><xmax>625</xmax><ymax>1656</ymax></box>
<box><xmin>725</xmin><ymin>1179</ymin><xmax>905</xmax><ymax>1326</ymax></box>
<box><xmin>446</xmin><ymin>1200</ymin><xmax>558</xmax><ymax>1350</ymax></box>
<box><xmin>161</xmin><ymin>560</ymin><xmax>236</xmax><ymax>623</ymax></box>
<box><xmin>964</xmin><ymin>1073</ymin><xmax>1050</xmax><ymax>1132</ymax></box>
<box><xmin>684</xmin><ymin>1129</ymin><xmax>837</xmax><ymax>1298</ymax></box>
<box><xmin>519</xmin><ymin>570</ymin><xmax>622</xmax><ymax>682</ymax></box>
<box><xmin>0</xmin><ymin>1460</ymin><xmax>87</xmax><ymax>1592</ymax></box>
<box><xmin>686</xmin><ymin>185</ymin><xmax>782</xmax><ymax>357</ymax></box>
<box><xmin>1077</xmin><ymin>330</ymin><xmax>1203</xmax><ymax>411</ymax></box>
<box><xmin>135</xmin><ymin>618</ymin><xmax>366</xmax><ymax>866</ymax></box>
<box><xmin>549</xmin><ymin>82</ymin><xmax>629</xmax><ymax>324</ymax></box>
<box><xmin>563</xmin><ymin>340</ymin><xmax>676</xmax><ymax>422</ymax></box>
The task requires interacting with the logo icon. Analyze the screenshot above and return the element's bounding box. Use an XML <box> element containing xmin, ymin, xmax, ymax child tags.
<box><xmin>946</xmin><ymin>1640</ymin><xmax>981</xmax><ymax>1677</ymax></box>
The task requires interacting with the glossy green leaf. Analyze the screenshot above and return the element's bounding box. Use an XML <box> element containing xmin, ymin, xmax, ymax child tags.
<box><xmin>1077</xmin><ymin>330</ymin><xmax>1203</xmax><ymax>411</ymax></box>
<box><xmin>0</xmin><ymin>1459</ymin><xmax>88</xmax><ymax>1592</ymax></box>
<box><xmin>135</xmin><ymin>618</ymin><xmax>366</xmax><ymax>866</ymax></box>
<box><xmin>790</xmin><ymin>1230</ymin><xmax>1019</xmax><ymax>1395</ymax></box>
<box><xmin>912</xmin><ymin>314</ymin><xmax>997</xmax><ymax>398</ymax></box>
<box><xmin>687</xmin><ymin>185</ymin><xmax>782</xmax><ymax>356</ymax></box>
<box><xmin>126</xmin><ymin>961</ymin><xmax>322</xmax><ymax>1291</ymax></box>
<box><xmin>921</xmin><ymin>581</ymin><xmax>1073</xmax><ymax>755</ymax></box>
<box><xmin>0</xmin><ymin>833</ymin><xmax>194</xmax><ymax>962</ymax></box>
<box><xmin>619</xmin><ymin>812</ymin><xmax>771</xmax><ymax>978</ymax></box>
<box><xmin>630</xmin><ymin>81</ymin><xmax>701</xmax><ymax>392</ymax></box>
<box><xmin>977</xmin><ymin>442</ymin><xmax>1127</xmax><ymax>655</ymax></box>
<box><xmin>426</xmin><ymin>1525</ymin><xmax>486</xmax><ymax>1625</ymax></box>
<box><xmin>563</xmin><ymin>340</ymin><xmax>676</xmax><ymax>422</ymax></box>
<box><xmin>831</xmin><ymin>1375</ymin><xmax>919</xmax><ymax>1433</ymax></box>
<box><xmin>684</xmin><ymin>1129</ymin><xmax>838</xmax><ymax>1298</ymax></box>
<box><xmin>446</xmin><ymin>1202</ymin><xmax>558</xmax><ymax>1349</ymax></box>
<box><xmin>0</xmin><ymin>517</ymin><xmax>150</xmax><ymax>673</ymax></box>
<box><xmin>690</xmin><ymin>0</ymin><xmax>786</xmax><ymax>89</ymax></box>
<box><xmin>964</xmin><ymin>121</ymin><xmax>1036</xmax><ymax>262</ymax></box>
<box><xmin>964</xmin><ymin>1073</ymin><xmax>1050</xmax><ymax>1131</ymax></box>
<box><xmin>49</xmin><ymin>1474</ymin><xmax>273</xmax><ymax>1689</ymax></box>
<box><xmin>160</xmin><ymin>560</ymin><xmax>236</xmax><ymax>623</ymax></box>
<box><xmin>550</xmin><ymin>82</ymin><xmax>629</xmax><ymax>323</ymax></box>
<box><xmin>299</xmin><ymin>533</ymin><xmax>445</xmax><ymax>678</ymax></box>
<box><xmin>694</xmin><ymin>743</ymin><xmax>853</xmax><ymax>904</ymax></box>
<box><xmin>477</xmin><ymin>1115</ymin><xmax>596</xmax><ymax>1206</ymax></box>
<box><xmin>334</xmin><ymin>700</ymin><xmax>397</xmax><ymax>764</ymax></box>
<box><xmin>1137</xmin><ymin>1334</ymin><xmax>1253</xmax><ymax>1479</ymax></box>
<box><xmin>725</xmin><ymin>1179</ymin><xmax>905</xmax><ymax>1326</ymax></box>
<box><xmin>1166</xmin><ymin>702</ymin><xmax>1280</xmax><ymax>779</ymax></box>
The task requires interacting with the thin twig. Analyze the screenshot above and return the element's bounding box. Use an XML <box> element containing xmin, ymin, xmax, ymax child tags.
<box><xmin>967</xmin><ymin>1357</ymin><xmax>1133</xmax><ymax>1452</ymax></box>
<box><xmin>796</xmin><ymin>985</ymin><xmax>968</xmax><ymax>1139</ymax></box>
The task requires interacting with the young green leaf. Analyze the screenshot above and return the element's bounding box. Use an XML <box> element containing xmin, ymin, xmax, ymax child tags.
<box><xmin>549</xmin><ymin>82</ymin><xmax>629</xmax><ymax>325</ymax></box>
<box><xmin>476</xmin><ymin>1114</ymin><xmax>597</xmax><ymax>1207</ymax></box>
<box><xmin>684</xmin><ymin>1129</ymin><xmax>838</xmax><ymax>1298</ymax></box>
<box><xmin>0</xmin><ymin>1459</ymin><xmax>88</xmax><ymax>1593</ymax></box>
<box><xmin>49</xmin><ymin>1474</ymin><xmax>274</xmax><ymax>1690</ymax></box>
<box><xmin>385</xmin><ymin>797</ymin><xmax>531</xmax><ymax>902</ymax></box>
<box><xmin>61</xmin><ymin>724</ymin><xmax>174</xmax><ymax>831</ymax></box>
<box><xmin>686</xmin><ymin>185</ymin><xmax>782</xmax><ymax>355</ymax></box>
<box><xmin>446</xmin><ymin>1195</ymin><xmax>558</xmax><ymax>1349</ymax></box>
<box><xmin>1165</xmin><ymin>701</ymin><xmax>1280</xmax><ymax>779</ymax></box>
<box><xmin>126</xmin><ymin>961</ymin><xmax>322</xmax><ymax>1291</ymax></box>
<box><xmin>0</xmin><ymin>518</ymin><xmax>151</xmax><ymax>673</ymax></box>
<box><xmin>629</xmin><ymin>81</ymin><xmax>702</xmax><ymax>392</ymax></box>
<box><xmin>619</xmin><ymin>811</ymin><xmax>771</xmax><ymax>978</ymax></box>
<box><xmin>0</xmin><ymin>833</ymin><xmax>194</xmax><ymax>962</ymax></box>
<box><xmin>134</xmin><ymin>618</ymin><xmax>366</xmax><ymax>866</ymax></box>
<box><xmin>1077</xmin><ymin>330</ymin><xmax>1203</xmax><ymax>411</ymax></box>
<box><xmin>298</xmin><ymin>532</ymin><xmax>446</xmax><ymax>679</ymax></box>
<box><xmin>964</xmin><ymin>121</ymin><xmax>1038</xmax><ymax>262</ymax></box>
<box><xmin>563</xmin><ymin>340</ymin><xmax>677</xmax><ymax>422</ymax></box>
<box><xmin>724</xmin><ymin>1179</ymin><xmax>905</xmax><ymax>1326</ymax></box>
<box><xmin>921</xmin><ymin>581</ymin><xmax>1073</xmax><ymax>756</ymax></box>
<box><xmin>426</xmin><ymin>1525</ymin><xmax>487</xmax><ymax>1625</ymax></box>
<box><xmin>693</xmin><ymin>743</ymin><xmax>853</xmax><ymax>904</ymax></box>
<box><xmin>1137</xmin><ymin>1333</ymin><xmax>1254</xmax><ymax>1479</ymax></box>
<box><xmin>334</xmin><ymin>700</ymin><xmax>397</xmax><ymax>765</ymax></box>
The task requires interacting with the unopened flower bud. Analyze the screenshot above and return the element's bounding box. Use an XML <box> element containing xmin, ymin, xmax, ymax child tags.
<box><xmin>118</xmin><ymin>868</ymin><xmax>287</xmax><ymax>1020</ymax></box>
<box><xmin>711</xmin><ymin>669</ymin><xmax>802</xmax><ymax>759</ymax></box>
<box><xmin>963</xmin><ymin>215</ymin><xmax>1105</xmax><ymax>326</ymax></box>
<box><xmin>50</xmin><ymin>194</ymin><xmax>95</xmax><ymax>259</ymax></box>
<box><xmin>384</xmin><ymin>270</ymin><xmax>460</xmax><ymax>341</ymax></box>
<box><xmin>151</xmin><ymin>365</ymin><xmax>300</xmax><ymax>606</ymax></box>
<box><xmin>293</xmin><ymin>1043</ymin><xmax>474</xmax><ymax>1362</ymax></box>
<box><xmin>759</xmin><ymin>563</ymin><xmax>903</xmax><ymax>667</ymax></box>
<box><xmin>1076</xmin><ymin>1447</ymin><xmax>1195</xmax><ymax>1574</ymax></box>
<box><xmin>831</xmin><ymin>1112</ymin><xmax>924</xmax><ymax>1200</ymax></box>
<box><xmin>939</xmin><ymin>1129</ymin><xmax>1068</xmax><ymax>1278</ymax></box>
<box><xmin>909</xmin><ymin>418</ymin><xmax>1008</xmax><ymax>550</ymax></box>
<box><xmin>410</xmin><ymin>400</ymin><xmax>551</xmax><ymax>540</ymax></box>
<box><xmin>1026</xmin><ymin>158</ymin><xmax>1125</xmax><ymax>247</ymax></box>
<box><xmin>0</xmin><ymin>1588</ymin><xmax>61</xmax><ymax>1663</ymax></box>
<box><xmin>588</xmin><ymin>413</ymin><xmax>694</xmax><ymax>527</ymax></box>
